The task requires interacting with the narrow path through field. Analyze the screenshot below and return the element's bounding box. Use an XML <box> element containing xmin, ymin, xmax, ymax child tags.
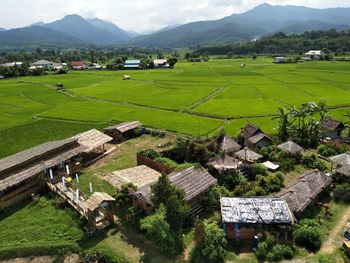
<box><xmin>320</xmin><ymin>206</ymin><xmax>350</xmax><ymax>253</ymax></box>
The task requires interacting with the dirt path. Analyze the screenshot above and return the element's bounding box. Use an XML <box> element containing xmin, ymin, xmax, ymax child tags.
<box><xmin>321</xmin><ymin>206</ymin><xmax>350</xmax><ymax>253</ymax></box>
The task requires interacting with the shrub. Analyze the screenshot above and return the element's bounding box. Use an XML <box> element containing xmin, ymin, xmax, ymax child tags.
<box><xmin>333</xmin><ymin>184</ymin><xmax>350</xmax><ymax>203</ymax></box>
<box><xmin>207</xmin><ymin>184</ymin><xmax>231</xmax><ymax>209</ymax></box>
<box><xmin>302</xmin><ymin>154</ymin><xmax>327</xmax><ymax>171</ymax></box>
<box><xmin>317</xmin><ymin>144</ymin><xmax>338</xmax><ymax>157</ymax></box>
<box><xmin>56</xmin><ymin>69</ymin><xmax>68</xmax><ymax>74</ymax></box>
<box><xmin>255</xmin><ymin>235</ymin><xmax>294</xmax><ymax>262</ymax></box>
<box><xmin>293</xmin><ymin>219</ymin><xmax>322</xmax><ymax>252</ymax></box>
<box><xmin>139</xmin><ymin>149</ymin><xmax>160</xmax><ymax>159</ymax></box>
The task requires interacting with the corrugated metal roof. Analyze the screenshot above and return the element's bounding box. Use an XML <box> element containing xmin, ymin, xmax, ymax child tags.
<box><xmin>220</xmin><ymin>197</ymin><xmax>293</xmax><ymax>225</ymax></box>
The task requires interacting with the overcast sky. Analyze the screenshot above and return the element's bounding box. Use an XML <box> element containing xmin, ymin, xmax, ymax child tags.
<box><xmin>0</xmin><ymin>0</ymin><xmax>349</xmax><ymax>32</ymax></box>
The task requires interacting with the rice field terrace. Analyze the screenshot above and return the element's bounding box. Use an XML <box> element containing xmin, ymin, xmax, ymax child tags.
<box><xmin>1</xmin><ymin>58</ymin><xmax>350</xmax><ymax>158</ymax></box>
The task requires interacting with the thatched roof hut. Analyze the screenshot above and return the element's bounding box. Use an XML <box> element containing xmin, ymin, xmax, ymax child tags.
<box><xmin>72</xmin><ymin>129</ymin><xmax>113</xmax><ymax>152</ymax></box>
<box><xmin>105</xmin><ymin>165</ymin><xmax>161</xmax><ymax>189</ymax></box>
<box><xmin>277</xmin><ymin>141</ymin><xmax>304</xmax><ymax>155</ymax></box>
<box><xmin>85</xmin><ymin>192</ymin><xmax>115</xmax><ymax>212</ymax></box>
<box><xmin>330</xmin><ymin>153</ymin><xmax>350</xmax><ymax>177</ymax></box>
<box><xmin>277</xmin><ymin>170</ymin><xmax>332</xmax><ymax>214</ymax></box>
<box><xmin>242</xmin><ymin>123</ymin><xmax>261</xmax><ymax>141</ymax></box>
<box><xmin>234</xmin><ymin>148</ymin><xmax>262</xmax><ymax>163</ymax></box>
<box><xmin>321</xmin><ymin>117</ymin><xmax>345</xmax><ymax>133</ymax></box>
<box><xmin>217</xmin><ymin>133</ymin><xmax>241</xmax><ymax>154</ymax></box>
<box><xmin>104</xmin><ymin>121</ymin><xmax>142</xmax><ymax>134</ymax></box>
<box><xmin>220</xmin><ymin>197</ymin><xmax>294</xmax><ymax>225</ymax></box>
<box><xmin>207</xmin><ymin>155</ymin><xmax>241</xmax><ymax>173</ymax></box>
<box><xmin>133</xmin><ymin>167</ymin><xmax>217</xmax><ymax>206</ymax></box>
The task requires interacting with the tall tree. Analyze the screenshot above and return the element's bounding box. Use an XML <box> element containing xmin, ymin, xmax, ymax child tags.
<box><xmin>273</xmin><ymin>107</ymin><xmax>290</xmax><ymax>142</ymax></box>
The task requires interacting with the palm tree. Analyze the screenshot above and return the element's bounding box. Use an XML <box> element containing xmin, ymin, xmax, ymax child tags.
<box><xmin>317</xmin><ymin>100</ymin><xmax>329</xmax><ymax>121</ymax></box>
<box><xmin>345</xmin><ymin>111</ymin><xmax>350</xmax><ymax>140</ymax></box>
<box><xmin>273</xmin><ymin>107</ymin><xmax>290</xmax><ymax>142</ymax></box>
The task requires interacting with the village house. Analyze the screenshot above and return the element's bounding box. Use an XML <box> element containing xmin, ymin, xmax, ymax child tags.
<box><xmin>330</xmin><ymin>153</ymin><xmax>350</xmax><ymax>178</ymax></box>
<box><xmin>241</xmin><ymin>123</ymin><xmax>272</xmax><ymax>149</ymax></box>
<box><xmin>304</xmin><ymin>50</ymin><xmax>325</xmax><ymax>60</ymax></box>
<box><xmin>52</xmin><ymin>63</ymin><xmax>67</xmax><ymax>70</ymax></box>
<box><xmin>234</xmin><ymin>147</ymin><xmax>263</xmax><ymax>164</ymax></box>
<box><xmin>0</xmin><ymin>62</ymin><xmax>22</xmax><ymax>67</ymax></box>
<box><xmin>277</xmin><ymin>169</ymin><xmax>332</xmax><ymax>216</ymax></box>
<box><xmin>104</xmin><ymin>165</ymin><xmax>161</xmax><ymax>189</ymax></box>
<box><xmin>104</xmin><ymin>121</ymin><xmax>142</xmax><ymax>142</ymax></box>
<box><xmin>0</xmin><ymin>138</ymin><xmax>86</xmax><ymax>210</ymax></box>
<box><xmin>320</xmin><ymin>116</ymin><xmax>345</xmax><ymax>141</ymax></box>
<box><xmin>87</xmin><ymin>63</ymin><xmax>102</xmax><ymax>70</ymax></box>
<box><xmin>220</xmin><ymin>197</ymin><xmax>294</xmax><ymax>240</ymax></box>
<box><xmin>153</xmin><ymin>59</ymin><xmax>170</xmax><ymax>69</ymax></box>
<box><xmin>71</xmin><ymin>61</ymin><xmax>86</xmax><ymax>70</ymax></box>
<box><xmin>274</xmin><ymin>57</ymin><xmax>285</xmax><ymax>63</ymax></box>
<box><xmin>131</xmin><ymin>166</ymin><xmax>217</xmax><ymax>215</ymax></box>
<box><xmin>31</xmin><ymin>60</ymin><xmax>54</xmax><ymax>69</ymax></box>
<box><xmin>277</xmin><ymin>141</ymin><xmax>304</xmax><ymax>156</ymax></box>
<box><xmin>124</xmin><ymin>60</ymin><xmax>141</xmax><ymax>69</ymax></box>
<box><xmin>207</xmin><ymin>155</ymin><xmax>242</xmax><ymax>175</ymax></box>
<box><xmin>216</xmin><ymin>132</ymin><xmax>241</xmax><ymax>155</ymax></box>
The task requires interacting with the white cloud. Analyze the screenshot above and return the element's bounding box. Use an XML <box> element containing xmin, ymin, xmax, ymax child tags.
<box><xmin>0</xmin><ymin>0</ymin><xmax>349</xmax><ymax>32</ymax></box>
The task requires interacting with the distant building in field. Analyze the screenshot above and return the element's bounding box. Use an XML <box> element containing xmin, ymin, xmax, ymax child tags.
<box><xmin>124</xmin><ymin>60</ymin><xmax>141</xmax><ymax>69</ymax></box>
<box><xmin>71</xmin><ymin>61</ymin><xmax>86</xmax><ymax>70</ymax></box>
<box><xmin>304</xmin><ymin>50</ymin><xmax>325</xmax><ymax>60</ymax></box>
<box><xmin>87</xmin><ymin>63</ymin><xmax>102</xmax><ymax>70</ymax></box>
<box><xmin>104</xmin><ymin>121</ymin><xmax>142</xmax><ymax>142</ymax></box>
<box><xmin>153</xmin><ymin>59</ymin><xmax>169</xmax><ymax>68</ymax></box>
<box><xmin>31</xmin><ymin>60</ymin><xmax>54</xmax><ymax>69</ymax></box>
<box><xmin>0</xmin><ymin>62</ymin><xmax>22</xmax><ymax>67</ymax></box>
<box><xmin>274</xmin><ymin>57</ymin><xmax>285</xmax><ymax>63</ymax></box>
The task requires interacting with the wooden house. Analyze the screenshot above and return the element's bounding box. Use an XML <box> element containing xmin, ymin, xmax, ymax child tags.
<box><xmin>0</xmin><ymin>138</ymin><xmax>86</xmax><ymax>210</ymax></box>
<box><xmin>320</xmin><ymin>116</ymin><xmax>345</xmax><ymax>141</ymax></box>
<box><xmin>105</xmin><ymin>165</ymin><xmax>161</xmax><ymax>189</ymax></box>
<box><xmin>277</xmin><ymin>170</ymin><xmax>332</xmax><ymax>216</ymax></box>
<box><xmin>241</xmin><ymin>124</ymin><xmax>272</xmax><ymax>149</ymax></box>
<box><xmin>85</xmin><ymin>192</ymin><xmax>115</xmax><ymax>229</ymax></box>
<box><xmin>220</xmin><ymin>197</ymin><xmax>293</xmax><ymax>240</ymax></box>
<box><xmin>277</xmin><ymin>141</ymin><xmax>304</xmax><ymax>156</ymax></box>
<box><xmin>104</xmin><ymin>121</ymin><xmax>142</xmax><ymax>142</ymax></box>
<box><xmin>131</xmin><ymin>167</ymin><xmax>217</xmax><ymax>215</ymax></box>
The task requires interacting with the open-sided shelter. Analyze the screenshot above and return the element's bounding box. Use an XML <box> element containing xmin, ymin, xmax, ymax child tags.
<box><xmin>234</xmin><ymin>148</ymin><xmax>263</xmax><ymax>164</ymax></box>
<box><xmin>207</xmin><ymin>155</ymin><xmax>241</xmax><ymax>175</ymax></box>
<box><xmin>85</xmin><ymin>192</ymin><xmax>115</xmax><ymax>229</ymax></box>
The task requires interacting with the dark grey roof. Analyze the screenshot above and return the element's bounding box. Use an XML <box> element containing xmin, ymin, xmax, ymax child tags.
<box><xmin>277</xmin><ymin>170</ymin><xmax>332</xmax><ymax>213</ymax></box>
<box><xmin>242</xmin><ymin>123</ymin><xmax>261</xmax><ymax>140</ymax></box>
<box><xmin>134</xmin><ymin>167</ymin><xmax>217</xmax><ymax>205</ymax></box>
<box><xmin>220</xmin><ymin>197</ymin><xmax>293</xmax><ymax>225</ymax></box>
<box><xmin>337</xmin><ymin>164</ymin><xmax>350</xmax><ymax>177</ymax></box>
<box><xmin>330</xmin><ymin>153</ymin><xmax>350</xmax><ymax>166</ymax></box>
<box><xmin>277</xmin><ymin>141</ymin><xmax>304</xmax><ymax>155</ymax></box>
<box><xmin>248</xmin><ymin>132</ymin><xmax>272</xmax><ymax>145</ymax></box>
<box><xmin>104</xmin><ymin>121</ymin><xmax>142</xmax><ymax>133</ymax></box>
<box><xmin>321</xmin><ymin>117</ymin><xmax>345</xmax><ymax>132</ymax></box>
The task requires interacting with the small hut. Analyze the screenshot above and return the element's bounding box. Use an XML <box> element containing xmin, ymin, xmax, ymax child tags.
<box><xmin>330</xmin><ymin>153</ymin><xmax>350</xmax><ymax>178</ymax></box>
<box><xmin>85</xmin><ymin>192</ymin><xmax>115</xmax><ymax>229</ymax></box>
<box><xmin>277</xmin><ymin>141</ymin><xmax>304</xmax><ymax>156</ymax></box>
<box><xmin>277</xmin><ymin>170</ymin><xmax>332</xmax><ymax>216</ymax></box>
<box><xmin>207</xmin><ymin>155</ymin><xmax>241</xmax><ymax>174</ymax></box>
<box><xmin>104</xmin><ymin>121</ymin><xmax>142</xmax><ymax>142</ymax></box>
<box><xmin>220</xmin><ymin>197</ymin><xmax>293</xmax><ymax>240</ymax></box>
<box><xmin>234</xmin><ymin>148</ymin><xmax>263</xmax><ymax>164</ymax></box>
<box><xmin>241</xmin><ymin>123</ymin><xmax>271</xmax><ymax>149</ymax></box>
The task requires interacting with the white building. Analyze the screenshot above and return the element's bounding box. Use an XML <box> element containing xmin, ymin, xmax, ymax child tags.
<box><xmin>304</xmin><ymin>50</ymin><xmax>325</xmax><ymax>60</ymax></box>
<box><xmin>274</xmin><ymin>57</ymin><xmax>285</xmax><ymax>63</ymax></box>
<box><xmin>31</xmin><ymin>60</ymin><xmax>54</xmax><ymax>69</ymax></box>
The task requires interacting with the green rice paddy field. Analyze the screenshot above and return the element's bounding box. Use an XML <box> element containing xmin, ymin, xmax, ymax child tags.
<box><xmin>0</xmin><ymin>58</ymin><xmax>350</xmax><ymax>158</ymax></box>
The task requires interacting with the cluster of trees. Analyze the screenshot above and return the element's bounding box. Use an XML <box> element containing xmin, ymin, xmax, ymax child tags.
<box><xmin>0</xmin><ymin>64</ymin><xmax>50</xmax><ymax>77</ymax></box>
<box><xmin>184</xmin><ymin>52</ymin><xmax>209</xmax><ymax>62</ymax></box>
<box><xmin>195</xmin><ymin>29</ymin><xmax>350</xmax><ymax>56</ymax></box>
<box><xmin>273</xmin><ymin>101</ymin><xmax>329</xmax><ymax>147</ymax></box>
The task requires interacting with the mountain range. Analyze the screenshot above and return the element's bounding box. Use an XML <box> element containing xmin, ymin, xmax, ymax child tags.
<box><xmin>0</xmin><ymin>3</ymin><xmax>350</xmax><ymax>48</ymax></box>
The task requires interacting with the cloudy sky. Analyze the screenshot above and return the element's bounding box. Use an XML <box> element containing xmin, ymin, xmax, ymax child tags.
<box><xmin>0</xmin><ymin>0</ymin><xmax>349</xmax><ymax>32</ymax></box>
